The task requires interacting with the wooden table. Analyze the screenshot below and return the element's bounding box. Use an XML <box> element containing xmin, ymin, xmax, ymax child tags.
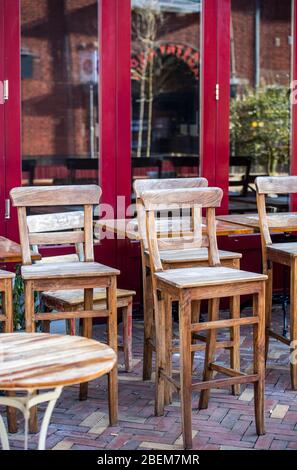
<box><xmin>95</xmin><ymin>217</ymin><xmax>254</xmax><ymax>240</ymax></box>
<box><xmin>0</xmin><ymin>236</ymin><xmax>41</xmax><ymax>263</ymax></box>
<box><xmin>0</xmin><ymin>333</ymin><xmax>116</xmax><ymax>450</ymax></box>
<box><xmin>217</xmin><ymin>212</ymin><xmax>297</xmax><ymax>233</ymax></box>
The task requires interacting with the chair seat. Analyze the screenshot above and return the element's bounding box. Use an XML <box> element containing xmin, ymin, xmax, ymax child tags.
<box><xmin>22</xmin><ymin>262</ymin><xmax>120</xmax><ymax>280</ymax></box>
<box><xmin>146</xmin><ymin>248</ymin><xmax>241</xmax><ymax>264</ymax></box>
<box><xmin>155</xmin><ymin>266</ymin><xmax>267</xmax><ymax>289</ymax></box>
<box><xmin>0</xmin><ymin>269</ymin><xmax>15</xmax><ymax>279</ymax></box>
<box><xmin>42</xmin><ymin>288</ymin><xmax>135</xmax><ymax>307</ymax></box>
<box><xmin>267</xmin><ymin>242</ymin><xmax>297</xmax><ymax>257</ymax></box>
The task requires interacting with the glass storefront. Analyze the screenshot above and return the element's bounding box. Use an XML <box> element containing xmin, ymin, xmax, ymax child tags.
<box><xmin>21</xmin><ymin>0</ymin><xmax>99</xmax><ymax>189</ymax></box>
<box><xmin>131</xmin><ymin>0</ymin><xmax>201</xmax><ymax>188</ymax></box>
<box><xmin>229</xmin><ymin>0</ymin><xmax>292</xmax><ymax>213</ymax></box>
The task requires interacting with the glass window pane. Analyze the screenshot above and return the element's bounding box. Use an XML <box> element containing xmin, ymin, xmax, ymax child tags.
<box><xmin>21</xmin><ymin>0</ymin><xmax>99</xmax><ymax>201</ymax></box>
<box><xmin>229</xmin><ymin>0</ymin><xmax>292</xmax><ymax>213</ymax></box>
<box><xmin>131</xmin><ymin>0</ymin><xmax>201</xmax><ymax>189</ymax></box>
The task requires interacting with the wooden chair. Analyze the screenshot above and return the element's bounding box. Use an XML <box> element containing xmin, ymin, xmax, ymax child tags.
<box><xmin>140</xmin><ymin>187</ymin><xmax>267</xmax><ymax>448</ymax></box>
<box><xmin>0</xmin><ymin>269</ymin><xmax>17</xmax><ymax>434</ymax></box>
<box><xmin>25</xmin><ymin>211</ymin><xmax>135</xmax><ymax>372</ymax></box>
<box><xmin>256</xmin><ymin>176</ymin><xmax>297</xmax><ymax>389</ymax></box>
<box><xmin>41</xmin><ymin>285</ymin><xmax>135</xmax><ymax>372</ymax></box>
<box><xmin>10</xmin><ymin>185</ymin><xmax>119</xmax><ymax>431</ymax></box>
<box><xmin>134</xmin><ymin>178</ymin><xmax>242</xmax><ymax>385</ymax></box>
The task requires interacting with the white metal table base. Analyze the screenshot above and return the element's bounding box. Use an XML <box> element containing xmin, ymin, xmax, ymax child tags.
<box><xmin>0</xmin><ymin>386</ymin><xmax>63</xmax><ymax>450</ymax></box>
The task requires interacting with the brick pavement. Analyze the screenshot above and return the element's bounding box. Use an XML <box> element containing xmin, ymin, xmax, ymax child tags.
<box><xmin>2</xmin><ymin>305</ymin><xmax>297</xmax><ymax>450</ymax></box>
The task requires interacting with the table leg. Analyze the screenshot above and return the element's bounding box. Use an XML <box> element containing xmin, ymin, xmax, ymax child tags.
<box><xmin>0</xmin><ymin>387</ymin><xmax>63</xmax><ymax>450</ymax></box>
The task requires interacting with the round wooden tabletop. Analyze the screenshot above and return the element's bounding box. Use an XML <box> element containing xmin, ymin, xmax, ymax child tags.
<box><xmin>0</xmin><ymin>333</ymin><xmax>116</xmax><ymax>390</ymax></box>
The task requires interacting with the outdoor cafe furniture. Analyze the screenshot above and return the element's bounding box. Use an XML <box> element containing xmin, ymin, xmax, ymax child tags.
<box><xmin>0</xmin><ymin>269</ymin><xmax>14</xmax><ymax>334</ymax></box>
<box><xmin>256</xmin><ymin>176</ymin><xmax>297</xmax><ymax>390</ymax></box>
<box><xmin>140</xmin><ymin>186</ymin><xmax>267</xmax><ymax>449</ymax></box>
<box><xmin>23</xmin><ymin>212</ymin><xmax>135</xmax><ymax>373</ymax></box>
<box><xmin>0</xmin><ymin>236</ymin><xmax>41</xmax><ymax>263</ymax></box>
<box><xmin>0</xmin><ymin>333</ymin><xmax>116</xmax><ymax>450</ymax></box>
<box><xmin>10</xmin><ymin>185</ymin><xmax>119</xmax><ymax>432</ymax></box>
<box><xmin>41</xmin><ymin>286</ymin><xmax>135</xmax><ymax>372</ymax></box>
<box><xmin>0</xmin><ymin>269</ymin><xmax>16</xmax><ymax>435</ymax></box>
<box><xmin>134</xmin><ymin>178</ymin><xmax>243</xmax><ymax>385</ymax></box>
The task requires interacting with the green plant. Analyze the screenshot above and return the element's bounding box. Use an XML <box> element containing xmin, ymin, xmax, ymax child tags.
<box><xmin>0</xmin><ymin>265</ymin><xmax>40</xmax><ymax>331</ymax></box>
<box><xmin>230</xmin><ymin>86</ymin><xmax>290</xmax><ymax>175</ymax></box>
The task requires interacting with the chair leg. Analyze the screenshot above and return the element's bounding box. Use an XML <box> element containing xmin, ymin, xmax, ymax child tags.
<box><xmin>3</xmin><ymin>280</ymin><xmax>18</xmax><ymax>434</ymax></box>
<box><xmin>164</xmin><ymin>294</ymin><xmax>172</xmax><ymax>405</ymax></box>
<box><xmin>253</xmin><ymin>288</ymin><xmax>265</xmax><ymax>435</ymax></box>
<box><xmin>230</xmin><ymin>296</ymin><xmax>241</xmax><ymax>395</ymax></box>
<box><xmin>25</xmin><ymin>281</ymin><xmax>35</xmax><ymax>333</ymax></box>
<box><xmin>143</xmin><ymin>268</ymin><xmax>154</xmax><ymax>380</ymax></box>
<box><xmin>191</xmin><ymin>300</ymin><xmax>201</xmax><ymax>373</ymax></box>
<box><xmin>290</xmin><ymin>260</ymin><xmax>297</xmax><ymax>390</ymax></box>
<box><xmin>265</xmin><ymin>264</ymin><xmax>273</xmax><ymax>362</ymax></box>
<box><xmin>122</xmin><ymin>300</ymin><xmax>133</xmax><ymax>372</ymax></box>
<box><xmin>179</xmin><ymin>291</ymin><xmax>193</xmax><ymax>449</ymax></box>
<box><xmin>79</xmin><ymin>288</ymin><xmax>93</xmax><ymax>401</ymax></box>
<box><xmin>107</xmin><ymin>277</ymin><xmax>118</xmax><ymax>425</ymax></box>
<box><xmin>4</xmin><ymin>279</ymin><xmax>13</xmax><ymax>334</ymax></box>
<box><xmin>24</xmin><ymin>281</ymin><xmax>38</xmax><ymax>433</ymax></box>
<box><xmin>198</xmin><ymin>298</ymin><xmax>220</xmax><ymax>410</ymax></box>
<box><xmin>154</xmin><ymin>290</ymin><xmax>166</xmax><ymax>416</ymax></box>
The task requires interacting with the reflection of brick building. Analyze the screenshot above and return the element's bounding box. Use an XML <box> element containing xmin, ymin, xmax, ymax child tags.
<box><xmin>232</xmin><ymin>0</ymin><xmax>291</xmax><ymax>88</ymax></box>
<box><xmin>21</xmin><ymin>0</ymin><xmax>98</xmax><ymax>183</ymax></box>
<box><xmin>21</xmin><ymin>0</ymin><xmax>292</xmax><ymax>168</ymax></box>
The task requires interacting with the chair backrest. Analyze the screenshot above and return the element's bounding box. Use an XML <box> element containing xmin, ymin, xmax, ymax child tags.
<box><xmin>134</xmin><ymin>177</ymin><xmax>208</xmax><ymax>250</ymax></box>
<box><xmin>10</xmin><ymin>185</ymin><xmax>101</xmax><ymax>265</ymax></box>
<box><xmin>255</xmin><ymin>176</ymin><xmax>297</xmax><ymax>271</ymax></box>
<box><xmin>132</xmin><ymin>157</ymin><xmax>163</xmax><ymax>179</ymax></box>
<box><xmin>140</xmin><ymin>187</ymin><xmax>223</xmax><ymax>272</ymax></box>
<box><xmin>229</xmin><ymin>156</ymin><xmax>252</xmax><ymax>196</ymax></box>
<box><xmin>163</xmin><ymin>156</ymin><xmax>200</xmax><ymax>177</ymax></box>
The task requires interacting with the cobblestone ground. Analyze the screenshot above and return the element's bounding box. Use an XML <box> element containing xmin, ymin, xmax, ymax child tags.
<box><xmin>2</xmin><ymin>305</ymin><xmax>297</xmax><ymax>450</ymax></box>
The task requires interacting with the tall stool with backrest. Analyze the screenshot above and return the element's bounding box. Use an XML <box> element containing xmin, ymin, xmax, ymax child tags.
<box><xmin>10</xmin><ymin>185</ymin><xmax>119</xmax><ymax>431</ymax></box>
<box><xmin>141</xmin><ymin>186</ymin><xmax>267</xmax><ymax>448</ymax></box>
<box><xmin>134</xmin><ymin>178</ymin><xmax>242</xmax><ymax>391</ymax></box>
<box><xmin>25</xmin><ymin>211</ymin><xmax>134</xmax><ymax>373</ymax></box>
<box><xmin>0</xmin><ymin>269</ymin><xmax>17</xmax><ymax>433</ymax></box>
<box><xmin>256</xmin><ymin>176</ymin><xmax>297</xmax><ymax>389</ymax></box>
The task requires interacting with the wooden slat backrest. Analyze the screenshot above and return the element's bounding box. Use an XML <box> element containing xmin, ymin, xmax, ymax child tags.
<box><xmin>134</xmin><ymin>178</ymin><xmax>208</xmax><ymax>250</ymax></box>
<box><xmin>10</xmin><ymin>186</ymin><xmax>101</xmax><ymax>265</ymax></box>
<box><xmin>10</xmin><ymin>185</ymin><xmax>101</xmax><ymax>206</ymax></box>
<box><xmin>134</xmin><ymin>177</ymin><xmax>208</xmax><ymax>198</ymax></box>
<box><xmin>255</xmin><ymin>176</ymin><xmax>297</xmax><ymax>271</ymax></box>
<box><xmin>255</xmin><ymin>176</ymin><xmax>297</xmax><ymax>195</ymax></box>
<box><xmin>140</xmin><ymin>187</ymin><xmax>223</xmax><ymax>273</ymax></box>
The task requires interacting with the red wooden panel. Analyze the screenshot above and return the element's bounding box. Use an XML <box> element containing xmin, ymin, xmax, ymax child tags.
<box><xmin>4</xmin><ymin>0</ymin><xmax>21</xmax><ymax>241</ymax></box>
<box><xmin>291</xmin><ymin>0</ymin><xmax>297</xmax><ymax>210</ymax></box>
<box><xmin>200</xmin><ymin>0</ymin><xmax>217</xmax><ymax>187</ymax></box>
<box><xmin>0</xmin><ymin>0</ymin><xmax>5</xmax><ymax>235</ymax></box>
<box><xmin>216</xmin><ymin>0</ymin><xmax>230</xmax><ymax>214</ymax></box>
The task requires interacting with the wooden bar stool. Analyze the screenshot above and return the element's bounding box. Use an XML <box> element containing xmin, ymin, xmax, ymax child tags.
<box><xmin>10</xmin><ymin>185</ymin><xmax>119</xmax><ymax>432</ymax></box>
<box><xmin>256</xmin><ymin>176</ymin><xmax>297</xmax><ymax>389</ymax></box>
<box><xmin>26</xmin><ymin>228</ymin><xmax>135</xmax><ymax>373</ymax></box>
<box><xmin>0</xmin><ymin>269</ymin><xmax>17</xmax><ymax>434</ymax></box>
<box><xmin>134</xmin><ymin>178</ymin><xmax>242</xmax><ymax>391</ymax></box>
<box><xmin>41</xmin><ymin>287</ymin><xmax>135</xmax><ymax>372</ymax></box>
<box><xmin>140</xmin><ymin>187</ymin><xmax>267</xmax><ymax>449</ymax></box>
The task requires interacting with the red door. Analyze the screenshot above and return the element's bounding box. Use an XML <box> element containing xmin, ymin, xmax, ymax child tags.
<box><xmin>0</xmin><ymin>0</ymin><xmax>5</xmax><ymax>236</ymax></box>
<box><xmin>0</xmin><ymin>0</ymin><xmax>131</xmax><ymax>262</ymax></box>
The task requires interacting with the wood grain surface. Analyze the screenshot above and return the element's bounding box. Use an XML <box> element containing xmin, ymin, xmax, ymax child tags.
<box><xmin>0</xmin><ymin>333</ymin><xmax>116</xmax><ymax>390</ymax></box>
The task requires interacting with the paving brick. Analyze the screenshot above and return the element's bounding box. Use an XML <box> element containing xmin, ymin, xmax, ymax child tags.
<box><xmin>239</xmin><ymin>388</ymin><xmax>254</xmax><ymax>401</ymax></box>
<box><xmin>5</xmin><ymin>319</ymin><xmax>297</xmax><ymax>451</ymax></box>
<box><xmin>270</xmin><ymin>404</ymin><xmax>289</xmax><ymax>419</ymax></box>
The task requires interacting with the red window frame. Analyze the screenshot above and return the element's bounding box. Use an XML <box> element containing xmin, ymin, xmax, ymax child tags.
<box><xmin>1</xmin><ymin>0</ymin><xmax>131</xmax><ymax>244</ymax></box>
<box><xmin>2</xmin><ymin>0</ymin><xmax>297</xmax><ymax>236</ymax></box>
